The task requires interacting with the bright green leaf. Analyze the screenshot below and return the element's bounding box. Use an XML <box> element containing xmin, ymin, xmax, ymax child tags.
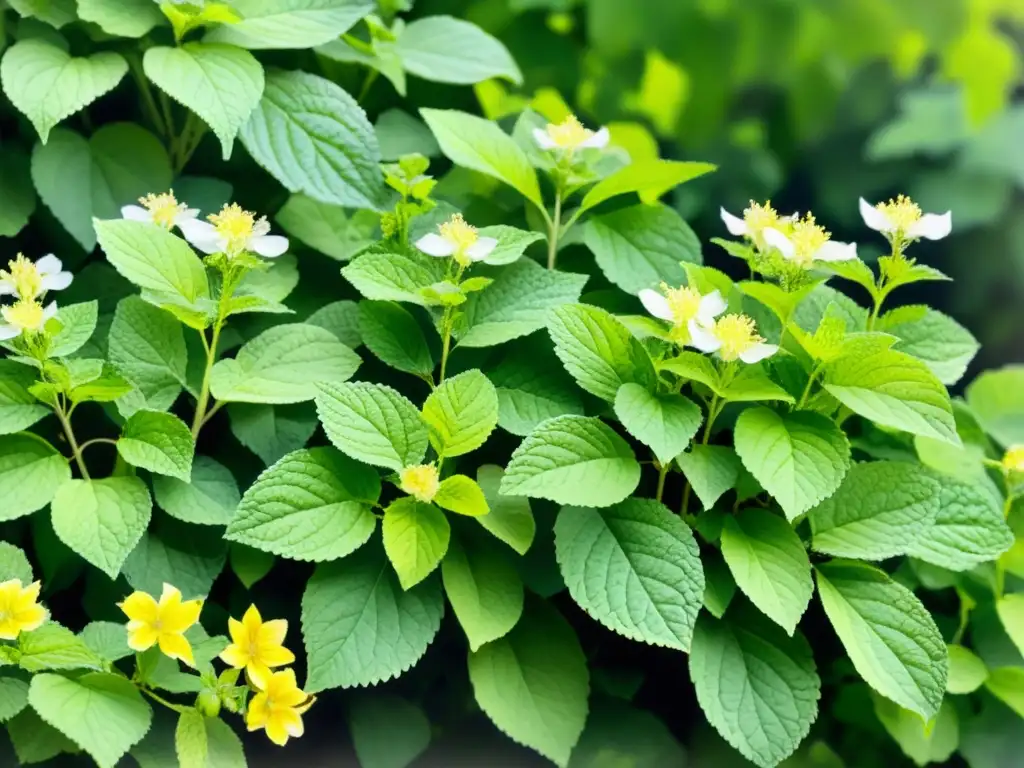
<box><xmin>421</xmin><ymin>369</ymin><xmax>498</xmax><ymax>458</ymax></box>
<box><xmin>207</xmin><ymin>0</ymin><xmax>373</xmax><ymax>49</ymax></box>
<box><xmin>396</xmin><ymin>16</ymin><xmax>521</xmax><ymax>86</ymax></box>
<box><xmin>0</xmin><ymin>434</ymin><xmax>70</xmax><ymax>522</ymax></box>
<box><xmin>358</xmin><ymin>300</ymin><xmax>433</xmax><ymax>376</ymax></box>
<box><xmin>676</xmin><ymin>444</ymin><xmax>741</xmax><ymax>510</ymax></box>
<box><xmin>578</xmin><ymin>159</ymin><xmax>716</xmax><ymax>214</ymax></box>
<box><xmin>153</xmin><ymin>456</ymin><xmax>239</xmax><ymax>527</ymax></box>
<box><xmin>382</xmin><ymin>497</ymin><xmax>450</xmax><ymax>591</ymax></box>
<box><xmin>613</xmin><ymin>383</ymin><xmax>701</xmax><ymax>464</ymax></box>
<box><xmin>946</xmin><ymin>644</ymin><xmax>988</xmax><ymax>694</ymax></box>
<box><xmin>117</xmin><ymin>410</ymin><xmax>194</xmax><ymax>481</ymax></box>
<box><xmin>476</xmin><ymin>465</ymin><xmax>535</xmax><ymax>555</ymax></box>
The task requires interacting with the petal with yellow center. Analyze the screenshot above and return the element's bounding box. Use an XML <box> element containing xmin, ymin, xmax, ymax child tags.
<box><xmin>219</xmin><ymin>643</ymin><xmax>251</xmax><ymax>670</ymax></box>
<box><xmin>158</xmin><ymin>632</ymin><xmax>196</xmax><ymax>667</ymax></box>
<box><xmin>127</xmin><ymin>622</ymin><xmax>159</xmax><ymax>652</ymax></box>
<box><xmin>119</xmin><ymin>591</ymin><xmax>160</xmax><ymax>625</ymax></box>
<box><xmin>258</xmin><ymin>617</ymin><xmax>287</xmax><ymax>648</ymax></box>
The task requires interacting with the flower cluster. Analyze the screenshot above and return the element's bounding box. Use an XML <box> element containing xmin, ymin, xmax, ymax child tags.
<box><xmin>0</xmin><ymin>253</ymin><xmax>72</xmax><ymax>341</ymax></box>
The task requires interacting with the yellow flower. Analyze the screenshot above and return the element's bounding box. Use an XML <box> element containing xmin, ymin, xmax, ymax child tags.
<box><xmin>246</xmin><ymin>668</ymin><xmax>314</xmax><ymax>747</ymax></box>
<box><xmin>720</xmin><ymin>201</ymin><xmax>792</xmax><ymax>251</ymax></box>
<box><xmin>400</xmin><ymin>464</ymin><xmax>440</xmax><ymax>503</ymax></box>
<box><xmin>0</xmin><ymin>253</ymin><xmax>72</xmax><ymax>301</ymax></box>
<box><xmin>762</xmin><ymin>213</ymin><xmax>857</xmax><ymax>267</ymax></box>
<box><xmin>1002</xmin><ymin>445</ymin><xmax>1024</xmax><ymax>474</ymax></box>
<box><xmin>0</xmin><ymin>580</ymin><xmax>46</xmax><ymax>640</ymax></box>
<box><xmin>690</xmin><ymin>313</ymin><xmax>779</xmax><ymax>364</ymax></box>
<box><xmin>533</xmin><ymin>114</ymin><xmax>609</xmax><ymax>153</ymax></box>
<box><xmin>122</xmin><ymin>190</ymin><xmax>198</xmax><ymax>231</ymax></box>
<box><xmin>415</xmin><ymin>214</ymin><xmax>497</xmax><ymax>267</ymax></box>
<box><xmin>219</xmin><ymin>605</ymin><xmax>296</xmax><ymax>689</ymax></box>
<box><xmin>178</xmin><ymin>203</ymin><xmax>288</xmax><ymax>259</ymax></box>
<box><xmin>860</xmin><ymin>195</ymin><xmax>951</xmax><ymax>241</ymax></box>
<box><xmin>118</xmin><ymin>583</ymin><xmax>203</xmax><ymax>667</ymax></box>
<box><xmin>638</xmin><ymin>283</ymin><xmax>726</xmax><ymax>345</ymax></box>
<box><xmin>0</xmin><ymin>299</ymin><xmax>57</xmax><ymax>340</ymax></box>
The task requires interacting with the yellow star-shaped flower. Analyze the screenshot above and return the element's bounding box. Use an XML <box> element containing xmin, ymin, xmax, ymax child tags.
<box><xmin>246</xmin><ymin>668</ymin><xmax>315</xmax><ymax>747</ymax></box>
<box><xmin>219</xmin><ymin>605</ymin><xmax>296</xmax><ymax>689</ymax></box>
<box><xmin>0</xmin><ymin>579</ymin><xmax>46</xmax><ymax>640</ymax></box>
<box><xmin>118</xmin><ymin>583</ymin><xmax>202</xmax><ymax>667</ymax></box>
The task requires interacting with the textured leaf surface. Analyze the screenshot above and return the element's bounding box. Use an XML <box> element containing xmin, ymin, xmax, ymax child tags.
<box><xmin>121</xmin><ymin>530</ymin><xmax>226</xmax><ymax>599</ymax></box>
<box><xmin>208</xmin><ymin>0</ymin><xmax>373</xmax><ymax>49</ymax></box>
<box><xmin>555</xmin><ymin>499</ymin><xmax>704</xmax><ymax>650</ymax></box>
<box><xmin>18</xmin><ymin>624</ymin><xmax>104</xmax><ymax>673</ymax></box>
<box><xmin>341</xmin><ymin>244</ymin><xmax>447</xmax><ymax>306</ymax></box>
<box><xmin>358</xmin><ymin>300</ymin><xmax>433</xmax><ymax>376</ymax></box>
<box><xmin>0</xmin><ymin>362</ymin><xmax>48</xmax><ymax>435</ymax></box>
<box><xmin>153</xmin><ymin>456</ymin><xmax>239</xmax><ymax>527</ymax></box>
<box><xmin>0</xmin><ymin>434</ymin><xmax>69</xmax><ymax>521</ymax></box>
<box><xmin>396</xmin><ymin>16</ymin><xmax>521</xmax><ymax>86</ymax></box>
<box><xmin>613</xmin><ymin>384</ymin><xmax>701</xmax><ymax>464</ymax></box>
<box><xmin>421</xmin><ymin>370</ymin><xmax>498</xmax><ymax>458</ymax></box>
<box><xmin>228</xmin><ymin>402</ymin><xmax>318</xmax><ymax>467</ymax></box>
<box><xmin>108</xmin><ymin>296</ymin><xmax>187</xmax><ymax>412</ymax></box>
<box><xmin>117</xmin><ymin>411</ymin><xmax>194</xmax><ymax>481</ymax></box>
<box><xmin>382</xmin><ymin>498</ymin><xmax>450</xmax><ymax>591</ymax></box>
<box><xmin>676</xmin><ymin>444</ymin><xmax>741</xmax><ymax>510</ymax></box>
<box><xmin>489</xmin><ymin>339</ymin><xmax>584</xmax><ymax>437</ymax></box>
<box><xmin>476</xmin><ymin>465</ymin><xmax>536</xmax><ymax>555</ymax></box>
<box><xmin>880</xmin><ymin>305</ymin><xmax>979</xmax><ymax>386</ymax></box>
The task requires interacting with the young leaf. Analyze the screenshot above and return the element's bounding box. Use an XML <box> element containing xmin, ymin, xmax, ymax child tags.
<box><xmin>153</xmin><ymin>456</ymin><xmax>240</xmax><ymax>527</ymax></box>
<box><xmin>468</xmin><ymin>599</ymin><xmax>589</xmax><ymax>767</ymax></box>
<box><xmin>720</xmin><ymin>509</ymin><xmax>813</xmax><ymax>635</ymax></box>
<box><xmin>210</xmin><ymin>323</ymin><xmax>361</xmax><ymax>404</ymax></box>
<box><xmin>476</xmin><ymin>225</ymin><xmax>543</xmax><ymax>265</ymax></box>
<box><xmin>117</xmin><ymin>410</ymin><xmax>194</xmax><ymax>481</ymax></box>
<box><xmin>348</xmin><ymin>693</ymin><xmax>431</xmax><ymax>768</ymax></box>
<box><xmin>815</xmin><ymin>561</ymin><xmax>947</xmax><ymax>719</ymax></box>
<box><xmin>614</xmin><ymin>383</ymin><xmax>702</xmax><ymax>464</ymax></box>
<box><xmin>396</xmin><ymin>16</ymin><xmax>522</xmax><ymax>86</ymax></box>
<box><xmin>658</xmin><ymin>352</ymin><xmax>722</xmax><ymax>393</ymax></box>
<box><xmin>108</xmin><ymin>296</ymin><xmax>188</xmax><ymax>413</ymax></box>
<box><xmin>809</xmin><ymin>461</ymin><xmax>941</xmax><ymax>560</ymax></box>
<box><xmin>341</xmin><ymin>244</ymin><xmax>448</xmax><ymax>306</ymax></box>
<box><xmin>227</xmin><ymin>447</ymin><xmax>379</xmax><ymax>562</ymax></box>
<box><xmin>733</xmin><ymin>407</ymin><xmax>851</xmax><ymax>521</ymax></box>
<box><xmin>47</xmin><ymin>301</ymin><xmax>98</xmax><ymax>357</ymax></box>
<box><xmin>720</xmin><ymin>367</ymin><xmax>795</xmax><ymax>404</ymax></box>
<box><xmin>476</xmin><ymin>465</ymin><xmax>536</xmax><ymax>555</ymax></box>
<box><xmin>501</xmin><ymin>415</ymin><xmax>641</xmax><ymax>507</ymax></box>
<box><xmin>175</xmin><ymin>710</ymin><xmax>246</xmax><ymax>768</ymax></box>
<box><xmin>358</xmin><ymin>300</ymin><xmax>434</xmax><ymax>377</ymax></box>
<box><xmin>434</xmin><ymin>475</ymin><xmax>489</xmax><ymax>516</ymax></box>
<box><xmin>382</xmin><ymin>497</ymin><xmax>450</xmax><ymax>591</ymax></box>
<box><xmin>879</xmin><ymin>305</ymin><xmax>979</xmax><ymax>386</ymax></box>
<box><xmin>207</xmin><ymin>0</ymin><xmax>373</xmax><ymax>49</ymax></box>
<box><xmin>554</xmin><ymin>499</ymin><xmax>704</xmax><ymax>650</ymax></box>
<box><xmin>18</xmin><ymin>624</ymin><xmax>104</xmax><ymax>673</ymax></box>
<box><xmin>302</xmin><ymin>539</ymin><xmax>444</xmax><ymax>691</ymax></box>
<box><xmin>316</xmin><ymin>381</ymin><xmax>427</xmax><ymax>470</ymax></box>
<box><xmin>50</xmin><ymin>477</ymin><xmax>152</xmax><ymax>578</ymax></box>
<box><xmin>421</xmin><ymin>369</ymin><xmax>499</xmax><ymax>458</ymax></box>
<box><xmin>578</xmin><ymin>159</ymin><xmax>716</xmax><ymax>214</ymax></box>
<box><xmin>676</xmin><ymin>444</ymin><xmax>741</xmax><ymax>510</ymax></box>
<box><xmin>0</xmin><ymin>361</ymin><xmax>48</xmax><ymax>435</ymax></box>
<box><xmin>0</xmin><ymin>434</ymin><xmax>71</xmax><ymax>522</ymax></box>
<box><xmin>690</xmin><ymin>607</ymin><xmax>820</xmax><ymax>768</ymax></box>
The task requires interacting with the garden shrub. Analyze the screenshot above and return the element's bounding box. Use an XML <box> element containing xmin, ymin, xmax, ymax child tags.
<box><xmin>0</xmin><ymin>2</ymin><xmax>1021</xmax><ymax>767</ymax></box>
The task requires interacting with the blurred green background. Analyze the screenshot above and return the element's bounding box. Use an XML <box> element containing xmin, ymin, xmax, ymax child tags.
<box><xmin>384</xmin><ymin>0</ymin><xmax>1024</xmax><ymax>380</ymax></box>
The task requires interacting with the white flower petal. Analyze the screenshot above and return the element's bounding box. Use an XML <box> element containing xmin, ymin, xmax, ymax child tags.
<box><xmin>739</xmin><ymin>342</ymin><xmax>778</xmax><ymax>364</ymax></box>
<box><xmin>42</xmin><ymin>301</ymin><xmax>58</xmax><ymax>324</ymax></box>
<box><xmin>908</xmin><ymin>211</ymin><xmax>952</xmax><ymax>241</ymax></box>
<box><xmin>40</xmin><ymin>271</ymin><xmax>73</xmax><ymax>292</ymax></box>
<box><xmin>580</xmin><ymin>126</ymin><xmax>610</xmax><ymax>149</ymax></box>
<box><xmin>0</xmin><ymin>324</ymin><xmax>20</xmax><ymax>340</ymax></box>
<box><xmin>697</xmin><ymin>290</ymin><xmax>728</xmax><ymax>324</ymax></box>
<box><xmin>533</xmin><ymin>128</ymin><xmax>557</xmax><ymax>150</ymax></box>
<box><xmin>0</xmin><ymin>280</ymin><xmax>16</xmax><ymax>296</ymax></box>
<box><xmin>252</xmin><ymin>218</ymin><xmax>271</xmax><ymax>238</ymax></box>
<box><xmin>687</xmin><ymin>319</ymin><xmax>722</xmax><ymax>353</ymax></box>
<box><xmin>250</xmin><ymin>235</ymin><xmax>289</xmax><ymax>258</ymax></box>
<box><xmin>35</xmin><ymin>254</ymin><xmax>63</xmax><ymax>275</ymax></box>
<box><xmin>415</xmin><ymin>233</ymin><xmax>455</xmax><ymax>257</ymax></box>
<box><xmin>178</xmin><ymin>219</ymin><xmax>223</xmax><ymax>254</ymax></box>
<box><xmin>814</xmin><ymin>241</ymin><xmax>857</xmax><ymax>262</ymax></box>
<box><xmin>719</xmin><ymin>207</ymin><xmax>748</xmax><ymax>237</ymax></box>
<box><xmin>121</xmin><ymin>205</ymin><xmax>152</xmax><ymax>223</ymax></box>
<box><xmin>859</xmin><ymin>197</ymin><xmax>894</xmax><ymax>233</ymax></box>
<box><xmin>466</xmin><ymin>237</ymin><xmax>498</xmax><ymax>262</ymax></box>
<box><xmin>639</xmin><ymin>289</ymin><xmax>673</xmax><ymax>322</ymax></box>
<box><xmin>175</xmin><ymin>208</ymin><xmax>200</xmax><ymax>226</ymax></box>
<box><xmin>762</xmin><ymin>227</ymin><xmax>795</xmax><ymax>258</ymax></box>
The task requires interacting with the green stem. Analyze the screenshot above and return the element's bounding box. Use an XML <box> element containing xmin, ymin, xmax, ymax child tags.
<box><xmin>191</xmin><ymin>321</ymin><xmax>222</xmax><ymax>439</ymax></box>
<box><xmin>77</xmin><ymin>437</ymin><xmax>118</xmax><ymax>454</ymax></box>
<box><xmin>157</xmin><ymin>91</ymin><xmax>175</xmax><ymax>152</ymax></box>
<box><xmin>546</xmin><ymin>189</ymin><xmax>563</xmax><ymax>270</ymax></box>
<box><xmin>655</xmin><ymin>463</ymin><xmax>668</xmax><ymax>503</ymax></box>
<box><xmin>681</xmin><ymin>394</ymin><xmax>724</xmax><ymax>517</ymax></box>
<box><xmin>795</xmin><ymin>364</ymin><xmax>822</xmax><ymax>410</ymax></box>
<box><xmin>358</xmin><ymin>69</ymin><xmax>380</xmax><ymax>103</ymax></box>
<box><xmin>140</xmin><ymin>686</ymin><xmax>188</xmax><ymax>714</ymax></box>
<box><xmin>439</xmin><ymin>308</ymin><xmax>453</xmax><ymax>383</ymax></box>
<box><xmin>55</xmin><ymin>407</ymin><xmax>90</xmax><ymax>480</ymax></box>
<box><xmin>128</xmin><ymin>55</ymin><xmax>166</xmax><ymax>137</ymax></box>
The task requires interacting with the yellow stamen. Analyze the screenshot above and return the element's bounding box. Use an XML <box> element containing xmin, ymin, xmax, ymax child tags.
<box><xmin>712</xmin><ymin>314</ymin><xmax>765</xmax><ymax>362</ymax></box>
<box><xmin>787</xmin><ymin>214</ymin><xmax>830</xmax><ymax>266</ymax></box>
<box><xmin>662</xmin><ymin>283</ymin><xmax>703</xmax><ymax>327</ymax></box>
<box><xmin>209</xmin><ymin>203</ymin><xmax>257</xmax><ymax>255</ymax></box>
<box><xmin>1002</xmin><ymin>445</ymin><xmax>1024</xmax><ymax>474</ymax></box>
<box><xmin>876</xmin><ymin>194</ymin><xmax>922</xmax><ymax>233</ymax></box>
<box><xmin>139</xmin><ymin>191</ymin><xmax>186</xmax><ymax>230</ymax></box>
<box><xmin>0</xmin><ymin>254</ymin><xmax>43</xmax><ymax>300</ymax></box>
<box><xmin>438</xmin><ymin>214</ymin><xmax>479</xmax><ymax>253</ymax></box>
<box><xmin>2</xmin><ymin>299</ymin><xmax>46</xmax><ymax>332</ymax></box>
<box><xmin>545</xmin><ymin>114</ymin><xmax>594</xmax><ymax>151</ymax></box>
<box><xmin>399</xmin><ymin>464</ymin><xmax>441</xmax><ymax>503</ymax></box>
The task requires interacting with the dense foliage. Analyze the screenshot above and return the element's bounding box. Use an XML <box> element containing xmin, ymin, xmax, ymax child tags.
<box><xmin>0</xmin><ymin>1</ymin><xmax>1022</xmax><ymax>767</ymax></box>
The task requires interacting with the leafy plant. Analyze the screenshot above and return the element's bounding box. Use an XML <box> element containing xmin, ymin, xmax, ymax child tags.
<box><xmin>0</xmin><ymin>2</ymin><xmax>1021</xmax><ymax>768</ymax></box>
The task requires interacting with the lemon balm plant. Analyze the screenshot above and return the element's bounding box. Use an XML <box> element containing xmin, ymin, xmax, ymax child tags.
<box><xmin>0</xmin><ymin>2</ymin><xmax>1022</xmax><ymax>768</ymax></box>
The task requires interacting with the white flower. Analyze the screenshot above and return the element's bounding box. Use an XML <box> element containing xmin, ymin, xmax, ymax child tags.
<box><xmin>533</xmin><ymin>114</ymin><xmax>609</xmax><ymax>153</ymax></box>
<box><xmin>859</xmin><ymin>195</ymin><xmax>951</xmax><ymax>241</ymax></box>
<box><xmin>121</xmin><ymin>191</ymin><xmax>199</xmax><ymax>232</ymax></box>
<box><xmin>720</xmin><ymin>201</ymin><xmax>797</xmax><ymax>250</ymax></box>
<box><xmin>415</xmin><ymin>214</ymin><xmax>497</xmax><ymax>267</ymax></box>
<box><xmin>688</xmin><ymin>313</ymin><xmax>778</xmax><ymax>364</ymax></box>
<box><xmin>639</xmin><ymin>283</ymin><xmax>726</xmax><ymax>345</ymax></box>
<box><xmin>0</xmin><ymin>254</ymin><xmax>72</xmax><ymax>300</ymax></box>
<box><xmin>761</xmin><ymin>214</ymin><xmax>857</xmax><ymax>267</ymax></box>
<box><xmin>179</xmin><ymin>203</ymin><xmax>288</xmax><ymax>259</ymax></box>
<box><xmin>0</xmin><ymin>299</ymin><xmax>57</xmax><ymax>340</ymax></box>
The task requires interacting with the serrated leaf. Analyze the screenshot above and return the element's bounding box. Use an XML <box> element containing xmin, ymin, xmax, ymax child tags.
<box><xmin>7</xmin><ymin>708</ymin><xmax>78</xmax><ymax>764</ymax></box>
<box><xmin>316</xmin><ymin>381</ymin><xmax>427</xmax><ymax>470</ymax></box>
<box><xmin>122</xmin><ymin>530</ymin><xmax>227</xmax><ymax>601</ymax></box>
<box><xmin>276</xmin><ymin>194</ymin><xmax>377</xmax><ymax>261</ymax></box>
<box><xmin>78</xmin><ymin>0</ymin><xmax>163</xmax><ymax>37</ymax></box>
<box><xmin>175</xmin><ymin>710</ymin><xmax>246</xmax><ymax>768</ymax></box>
<box><xmin>816</xmin><ymin>561</ymin><xmax>946</xmax><ymax>718</ymax></box>
<box><xmin>489</xmin><ymin>339</ymin><xmax>584</xmax><ymax>437</ymax></box>
<box><xmin>720</xmin><ymin>509</ymin><xmax>812</xmax><ymax>635</ymax></box>
<box><xmin>28</xmin><ymin>673</ymin><xmax>152</xmax><ymax>768</ymax></box>
<box><xmin>228</xmin><ymin>402</ymin><xmax>318</xmax><ymax>466</ymax></box>
<box><xmin>108</xmin><ymin>296</ymin><xmax>187</xmax><ymax>412</ymax></box>
<box><xmin>341</xmin><ymin>243</ymin><xmax>448</xmax><ymax>306</ymax></box>
<box><xmin>210</xmin><ymin>323</ymin><xmax>360</xmax><ymax>404</ymax></box>
<box><xmin>733</xmin><ymin>407</ymin><xmax>850</xmax><ymax>521</ymax></box>
<box><xmin>879</xmin><ymin>305</ymin><xmax>979</xmax><ymax>386</ymax></box>
<box><xmin>0</xmin><ymin>434</ymin><xmax>70</xmax><ymax>522</ymax></box>
<box><xmin>721</xmin><ymin>367</ymin><xmax>795</xmax><ymax>404</ymax></box>
<box><xmin>348</xmin><ymin>693</ymin><xmax>431</xmax><ymax>768</ymax></box>
<box><xmin>1</xmin><ymin>38</ymin><xmax>127</xmax><ymax>142</ymax></box>
<box><xmin>421</xmin><ymin>370</ymin><xmax>498</xmax><ymax>458</ymax></box>
<box><xmin>690</xmin><ymin>607</ymin><xmax>820</xmax><ymax>768</ymax></box>
<box><xmin>0</xmin><ymin>676</ymin><xmax>29</xmax><ymax>723</ymax></box>
<box><xmin>51</xmin><ymin>477</ymin><xmax>152</xmax><ymax>578</ymax></box>
<box><xmin>578</xmin><ymin>159</ymin><xmax>715</xmax><ymax>214</ymax></box>
<box><xmin>613</xmin><ymin>383</ymin><xmax>702</xmax><ymax>464</ymax></box>
<box><xmin>48</xmin><ymin>301</ymin><xmax>98</xmax><ymax>357</ymax></box>
<box><xmin>469</xmin><ymin>599</ymin><xmax>589</xmax><ymax>767</ymax></box>
<box><xmin>0</xmin><ymin>541</ymin><xmax>33</xmax><ymax>583</ymax></box>
<box><xmin>228</xmin><ymin>446</ymin><xmax>378</xmax><ymax>561</ymax></box>
<box><xmin>966</xmin><ymin>365</ymin><xmax>1024</xmax><ymax>446</ymax></box>
<box><xmin>476</xmin><ymin>465</ymin><xmax>535</xmax><ymax>555</ymax></box>
<box><xmin>117</xmin><ymin>410</ymin><xmax>194</xmax><ymax>481</ymax></box>
<box><xmin>153</xmin><ymin>456</ymin><xmax>239</xmax><ymax>526</ymax></box>
<box><xmin>676</xmin><ymin>444</ymin><xmax>741</xmax><ymax>510</ymax></box>
<box><xmin>143</xmin><ymin>43</ymin><xmax>264</xmax><ymax>160</ymax></box>
<box><xmin>302</xmin><ymin>539</ymin><xmax>443</xmax><ymax>691</ymax></box>
<box><xmin>0</xmin><ymin>362</ymin><xmax>49</xmax><ymax>435</ymax></box>
<box><xmin>501</xmin><ymin>415</ymin><xmax>640</xmax><ymax>507</ymax></box>
<box><xmin>996</xmin><ymin>593</ymin><xmax>1024</xmax><ymax>658</ymax></box>
<box><xmin>555</xmin><ymin>499</ymin><xmax>704</xmax><ymax>650</ymax></box>
<box><xmin>396</xmin><ymin>15</ymin><xmax>521</xmax><ymax>86</ymax></box>
<box><xmin>207</xmin><ymin>0</ymin><xmax>373</xmax><ymax>49</ymax></box>
<box><xmin>358</xmin><ymin>300</ymin><xmax>433</xmax><ymax>376</ymax></box>
<box><xmin>306</xmin><ymin>300</ymin><xmax>362</xmax><ymax>347</ymax></box>
<box><xmin>18</xmin><ymin>624</ymin><xmax>104</xmax><ymax>673</ymax></box>
<box><xmin>434</xmin><ymin>475</ymin><xmax>489</xmax><ymax>516</ymax></box>
<box><xmin>240</xmin><ymin>69</ymin><xmax>387</xmax><ymax>210</ymax></box>
<box><xmin>382</xmin><ymin>497</ymin><xmax>449</xmax><ymax>591</ymax></box>
<box><xmin>79</xmin><ymin>622</ymin><xmax>132</xmax><ymax>663</ymax></box>
<box><xmin>809</xmin><ymin>461</ymin><xmax>940</xmax><ymax>560</ymax></box>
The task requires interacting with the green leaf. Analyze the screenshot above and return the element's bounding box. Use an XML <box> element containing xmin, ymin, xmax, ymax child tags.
<box><xmin>0</xmin><ymin>361</ymin><xmax>48</xmax><ymax>435</ymax></box>
<box><xmin>33</xmin><ymin>125</ymin><xmax>172</xmax><ymax>251</ymax></box>
<box><xmin>659</xmin><ymin>351</ymin><xmax>722</xmax><ymax>393</ymax></box>
<box><xmin>0</xmin><ymin>434</ymin><xmax>70</xmax><ymax>522</ymax></box>
<box><xmin>240</xmin><ymin>69</ymin><xmax>387</xmax><ymax>210</ymax></box>
<box><xmin>302</xmin><ymin>539</ymin><xmax>443</xmax><ymax>690</ymax></box>
<box><xmin>7</xmin><ymin>0</ymin><xmax>76</xmax><ymax>27</ymax></box>
<box><xmin>809</xmin><ymin>461</ymin><xmax>940</xmax><ymax>560</ymax></box>
<box><xmin>434</xmin><ymin>475</ymin><xmax>489</xmax><ymax>517</ymax></box>
<box><xmin>578</xmin><ymin>159</ymin><xmax>715</xmax><ymax>214</ymax></box>
<box><xmin>341</xmin><ymin>244</ymin><xmax>448</xmax><ymax>306</ymax></box>
<box><xmin>210</xmin><ymin>323</ymin><xmax>360</xmax><ymax>404</ymax></box>
<box><xmin>442</xmin><ymin>527</ymin><xmax>523</xmax><ymax>651</ymax></box>
<box><xmin>421</xmin><ymin>108</ymin><xmax>543</xmax><ymax>208</ymax></box>
<box><xmin>48</xmin><ymin>301</ymin><xmax>98</xmax><ymax>357</ymax></box>
<box><xmin>996</xmin><ymin>593</ymin><xmax>1024</xmax><ymax>658</ymax></box>
<box><xmin>815</xmin><ymin>561</ymin><xmax>947</xmax><ymax>718</ymax></box>
<box><xmin>421</xmin><ymin>370</ymin><xmax>498</xmax><ymax>458</ymax></box>
<box><xmin>548</xmin><ymin>303</ymin><xmax>656</xmax><ymax>403</ymax></box>
<box><xmin>69</xmin><ymin>363</ymin><xmax>134</xmax><ymax>404</ymax></box>
<box><xmin>348</xmin><ymin>693</ymin><xmax>431</xmax><ymax>768</ymax></box>
<box><xmin>50</xmin><ymin>477</ymin><xmax>151</xmax><ymax>578</ymax></box>
<box><xmin>79</xmin><ymin>622</ymin><xmax>132</xmax><ymax>663</ymax></box>
<box><xmin>458</xmin><ymin>259</ymin><xmax>587</xmax><ymax>348</ymax></box>
<box><xmin>0</xmin><ymin>148</ymin><xmax>36</xmax><ymax>237</ymax></box>
<box><xmin>77</xmin><ymin>0</ymin><xmax>163</xmax><ymax>37</ymax></box>
<box><xmin>18</xmin><ymin>624</ymin><xmax>104</xmax><ymax>673</ymax></box>
<box><xmin>872</xmin><ymin>694</ymin><xmax>959</xmax><ymax>767</ymax></box>
<box><xmin>879</xmin><ymin>305</ymin><xmax>979</xmax><ymax>386</ymax></box>
<box><xmin>720</xmin><ymin>367</ymin><xmax>795</xmax><ymax>404</ymax></box>
<box><xmin>153</xmin><ymin>456</ymin><xmax>239</xmax><ymax>526</ymax></box>
<box><xmin>396</xmin><ymin>15</ymin><xmax>521</xmax><ymax>86</ymax></box>
<box><xmin>906</xmin><ymin>476</ymin><xmax>1013</xmax><ymax>571</ymax></box>
<box><xmin>316</xmin><ymin>381</ymin><xmax>427</xmax><ymax>470</ymax></box>
<box><xmin>306</xmin><ymin>300</ymin><xmax>362</xmax><ymax>347</ymax></box>
<box><xmin>117</xmin><ymin>411</ymin><xmax>194</xmax><ymax>481</ymax></box>
<box><xmin>228</xmin><ymin>402</ymin><xmax>318</xmax><ymax>466</ymax></box>
<box><xmin>584</xmin><ymin>204</ymin><xmax>701</xmax><ymax>295</ymax></box>
<box><xmin>568</xmin><ymin>697</ymin><xmax>685</xmax><ymax>768</ymax></box>
<box><xmin>207</xmin><ymin>0</ymin><xmax>373</xmax><ymax>49</ymax></box>
<box><xmin>276</xmin><ymin>194</ymin><xmax>377</xmax><ymax>261</ymax></box>
<box><xmin>824</xmin><ymin>348</ymin><xmax>958</xmax><ymax>445</ymax></box>
<box><xmin>382</xmin><ymin>497</ymin><xmax>450</xmax><ymax>591</ymax></box>
<box><xmin>7</xmin><ymin>708</ymin><xmax>79</xmax><ymax>764</ymax></box>
<box><xmin>28</xmin><ymin>672</ymin><xmax>151</xmax><ymax>768</ymax></box>
<box><xmin>123</xmin><ymin>528</ymin><xmax>226</xmax><ymax>602</ymax></box>
<box><xmin>733</xmin><ymin>407</ymin><xmax>850</xmax><ymax>521</ymax></box>
<box><xmin>143</xmin><ymin>43</ymin><xmax>264</xmax><ymax>161</ymax></box>
<box><xmin>0</xmin><ymin>676</ymin><xmax>29</xmax><ymax>723</ymax></box>
<box><xmin>966</xmin><ymin>365</ymin><xmax>1024</xmax><ymax>446</ymax></box>
<box><xmin>984</xmin><ymin>667</ymin><xmax>1024</xmax><ymax>719</ymax></box>
<box><xmin>554</xmin><ymin>499</ymin><xmax>704</xmax><ymax>650</ymax></box>
<box><xmin>946</xmin><ymin>644</ymin><xmax>988</xmax><ymax>694</ymax></box>
<box><xmin>690</xmin><ymin>607</ymin><xmax>820</xmax><ymax>768</ymax></box>
<box><xmin>489</xmin><ymin>340</ymin><xmax>585</xmax><ymax>437</ymax></box>
<box><xmin>720</xmin><ymin>509</ymin><xmax>812</xmax><ymax>635</ymax></box>
<box><xmin>468</xmin><ymin>599</ymin><xmax>589</xmax><ymax>767</ymax></box>
<box><xmin>358</xmin><ymin>300</ymin><xmax>433</xmax><ymax>376</ymax></box>
<box><xmin>501</xmin><ymin>415</ymin><xmax>640</xmax><ymax>507</ymax></box>
<box><xmin>613</xmin><ymin>383</ymin><xmax>701</xmax><ymax>464</ymax></box>
<box><xmin>108</xmin><ymin>297</ymin><xmax>187</xmax><ymax>413</ymax></box>
<box><xmin>175</xmin><ymin>710</ymin><xmax>246</xmax><ymax>768</ymax></box>
<box><xmin>476</xmin><ymin>465</ymin><xmax>535</xmax><ymax>555</ymax></box>
<box><xmin>1</xmin><ymin>38</ymin><xmax>127</xmax><ymax>142</ymax></box>
<box><xmin>94</xmin><ymin>219</ymin><xmax>208</xmax><ymax>305</ymax></box>
<box><xmin>229</xmin><ymin>544</ymin><xmax>275</xmax><ymax>590</ymax></box>
<box><xmin>228</xmin><ymin>447</ymin><xmax>378</xmax><ymax>561</ymax></box>
<box><xmin>0</xmin><ymin>541</ymin><xmax>33</xmax><ymax>583</ymax></box>
<box><xmin>676</xmin><ymin>444</ymin><xmax>741</xmax><ymax>510</ymax></box>
<box><xmin>476</xmin><ymin>225</ymin><xmax>544</xmax><ymax>266</ymax></box>
<box><xmin>374</xmin><ymin>108</ymin><xmax>439</xmax><ymax>160</ymax></box>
